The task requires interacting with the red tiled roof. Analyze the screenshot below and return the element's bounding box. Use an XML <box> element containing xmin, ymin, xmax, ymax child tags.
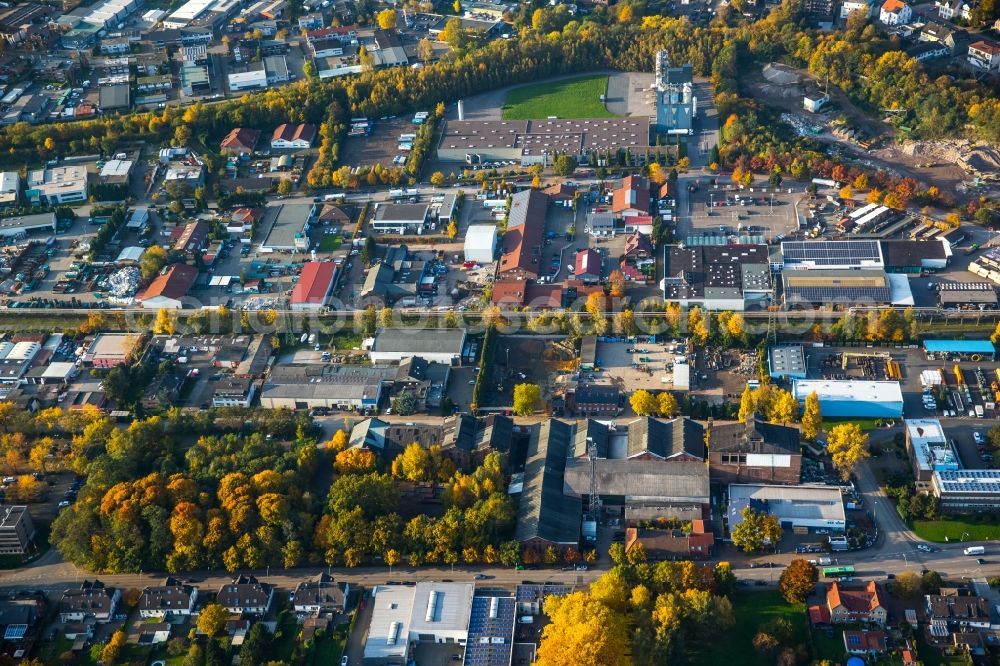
<box><xmin>139</xmin><ymin>263</ymin><xmax>198</xmax><ymax>301</ymax></box>
<box><xmin>575</xmin><ymin>249</ymin><xmax>601</xmax><ymax>277</ymax></box>
<box><xmin>174</xmin><ymin>220</ymin><xmax>208</xmax><ymax>252</ymax></box>
<box><xmin>220</xmin><ymin>127</ymin><xmax>261</xmax><ymax>153</ymax></box>
<box><xmin>290</xmin><ymin>262</ymin><xmax>336</xmax><ymax>305</ymax></box>
<box><xmin>524</xmin><ymin>283</ymin><xmax>563</xmax><ymax>308</ymax></box>
<box><xmin>882</xmin><ymin>0</ymin><xmax>906</xmax><ymax>12</ymax></box>
<box><xmin>828</xmin><ymin>581</ymin><xmax>883</xmax><ymax>614</ymax></box>
<box><xmin>612</xmin><ymin>175</ymin><xmax>650</xmax><ymax>215</ymax></box>
<box><xmin>844</xmin><ymin>630</ymin><xmax>888</xmax><ymax>653</ymax></box>
<box><xmin>970</xmin><ymin>39</ymin><xmax>1000</xmax><ymax>55</ymax></box>
<box><xmin>809</xmin><ymin>604</ymin><xmax>832</xmax><ymax>624</ymax></box>
<box><xmin>271</xmin><ymin>123</ymin><xmax>318</xmax><ymax>145</ymax></box>
<box><xmin>490</xmin><ymin>280</ymin><xmax>527</xmax><ymax>306</ymax></box>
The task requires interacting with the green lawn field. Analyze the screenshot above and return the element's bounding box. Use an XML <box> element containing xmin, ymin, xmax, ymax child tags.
<box><xmin>912</xmin><ymin>515</ymin><xmax>1000</xmax><ymax>542</ymax></box>
<box><xmin>690</xmin><ymin>590</ymin><xmax>806</xmax><ymax>666</ymax></box>
<box><xmin>501</xmin><ymin>75</ymin><xmax>615</xmax><ymax>120</ymax></box>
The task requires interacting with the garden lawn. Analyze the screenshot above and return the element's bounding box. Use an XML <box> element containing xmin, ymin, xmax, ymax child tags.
<box><xmin>916</xmin><ymin>630</ymin><xmax>969</xmax><ymax>666</ymax></box>
<box><xmin>690</xmin><ymin>590</ymin><xmax>806</xmax><ymax>666</ymax></box>
<box><xmin>502</xmin><ymin>76</ymin><xmax>614</xmax><ymax>120</ymax></box>
<box><xmin>912</xmin><ymin>515</ymin><xmax>1000</xmax><ymax>543</ymax></box>
<box><xmin>318</xmin><ymin>235</ymin><xmax>342</xmax><ymax>252</ymax></box>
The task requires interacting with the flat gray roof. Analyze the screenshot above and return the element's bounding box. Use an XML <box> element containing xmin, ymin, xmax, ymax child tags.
<box><xmin>261</xmin><ymin>203</ymin><xmax>313</xmax><ymax>249</ymax></box>
<box><xmin>439</xmin><ymin>118</ymin><xmax>652</xmax><ymax>156</ymax></box>
<box><xmin>372</xmin><ymin>327</ymin><xmax>466</xmax><ymax>354</ymax></box>
<box><xmin>374</xmin><ymin>203</ymin><xmax>429</xmax><ymax>222</ymax></box>
<box><xmin>769</xmin><ymin>345</ymin><xmax>805</xmax><ymax>375</ymax></box>
<box><xmin>0</xmin><ymin>212</ymin><xmax>56</xmax><ymax>233</ymax></box>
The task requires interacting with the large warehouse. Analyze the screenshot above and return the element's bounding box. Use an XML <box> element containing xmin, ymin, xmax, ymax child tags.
<box><xmin>436</xmin><ymin>118</ymin><xmax>655</xmax><ymax>165</ymax></box>
<box><xmin>661</xmin><ymin>244</ymin><xmax>772</xmax><ymax>311</ymax></box>
<box><xmin>367</xmin><ymin>328</ymin><xmax>467</xmax><ymax>365</ymax></box>
<box><xmin>781</xmin><ymin>269</ymin><xmax>914</xmax><ymax>307</ymax></box>
<box><xmin>363</xmin><ymin>582</ymin><xmax>475</xmax><ymax>664</ymax></box>
<box><xmin>792</xmin><ymin>379</ymin><xmax>904</xmax><ymax>418</ymax></box>
<box><xmin>464</xmin><ymin>224</ymin><xmax>497</xmax><ymax>264</ymax></box>
<box><xmin>729</xmin><ymin>483</ymin><xmax>846</xmax><ymax>532</ymax></box>
<box><xmin>0</xmin><ymin>212</ymin><xmax>57</xmax><ymax>240</ymax></box>
<box><xmin>289</xmin><ymin>261</ymin><xmax>337</xmax><ymax>311</ymax></box>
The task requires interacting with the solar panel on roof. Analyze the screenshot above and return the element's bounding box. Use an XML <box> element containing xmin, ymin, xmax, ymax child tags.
<box><xmin>782</xmin><ymin>240</ymin><xmax>881</xmax><ymax>266</ymax></box>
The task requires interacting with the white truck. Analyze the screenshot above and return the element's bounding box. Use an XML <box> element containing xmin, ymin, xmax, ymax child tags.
<box><xmin>964</xmin><ymin>546</ymin><xmax>985</xmax><ymax>556</ymax></box>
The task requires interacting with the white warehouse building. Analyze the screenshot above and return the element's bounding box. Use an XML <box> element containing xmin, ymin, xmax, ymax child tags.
<box><xmin>463</xmin><ymin>225</ymin><xmax>497</xmax><ymax>264</ymax></box>
<box><xmin>729</xmin><ymin>483</ymin><xmax>846</xmax><ymax>532</ymax></box>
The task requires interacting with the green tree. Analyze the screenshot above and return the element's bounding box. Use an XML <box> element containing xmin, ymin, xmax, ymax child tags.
<box><xmin>139</xmin><ymin>245</ymin><xmax>168</xmax><ymax>281</ymax></box>
<box><xmin>513</xmin><ymin>383</ymin><xmax>541</xmax><ymax>416</ymax></box>
<box><xmin>277</xmin><ymin>178</ymin><xmax>292</xmax><ymax>196</ymax></box>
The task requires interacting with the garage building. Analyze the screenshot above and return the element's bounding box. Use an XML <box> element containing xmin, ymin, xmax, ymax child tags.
<box><xmin>923</xmin><ymin>339</ymin><xmax>996</xmax><ymax>361</ymax></box>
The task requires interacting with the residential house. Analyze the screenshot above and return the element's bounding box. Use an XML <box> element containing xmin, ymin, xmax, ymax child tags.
<box><xmin>926</xmin><ymin>588</ymin><xmax>991</xmax><ymax>636</ymax></box>
<box><xmin>809</xmin><ymin>581</ymin><xmax>887</xmax><ymax>626</ymax></box>
<box><xmin>968</xmin><ymin>39</ymin><xmax>1000</xmax><ymax>71</ymax></box>
<box><xmin>879</xmin><ymin>0</ymin><xmax>911</xmax><ymax>24</ymax></box>
<box><xmin>621</xmin><ymin>231</ymin><xmax>654</xmax><ymax>281</ymax></box>
<box><xmin>220</xmin><ymin>127</ymin><xmax>261</xmax><ymax>156</ymax></box>
<box><xmin>271</xmin><ymin>123</ymin><xmax>317</xmax><ymax>149</ymax></box>
<box><xmin>937</xmin><ymin>0</ymin><xmax>972</xmax><ymax>21</ymax></box>
<box><xmin>708</xmin><ymin>413</ymin><xmax>802</xmax><ymax>485</ymax></box>
<box><xmin>292</xmin><ymin>573</ymin><xmax>349</xmax><ymax>616</ymax></box>
<box><xmin>843</xmin><ymin>630</ymin><xmax>888</xmax><ymax>656</ymax></box>
<box><xmin>840</xmin><ymin>0</ymin><xmax>869</xmax><ymax>19</ymax></box>
<box><xmin>217</xmin><ymin>575</ymin><xmax>274</xmax><ymax>617</ymax></box>
<box><xmin>59</xmin><ymin>581</ymin><xmax>120</xmax><ymax>623</ymax></box>
<box><xmin>0</xmin><ymin>597</ymin><xmax>44</xmax><ymax>642</ymax></box>
<box><xmin>131</xmin><ymin>622</ymin><xmax>172</xmax><ymax>645</ymax></box>
<box><xmin>624</xmin><ymin>520</ymin><xmax>714</xmax><ymax>561</ymax></box>
<box><xmin>574</xmin><ymin>249</ymin><xmax>602</xmax><ymax>282</ymax></box>
<box><xmin>612</xmin><ymin>175</ymin><xmax>651</xmax><ymax>217</ymax></box>
<box><xmin>138</xmin><ymin>578</ymin><xmax>198</xmax><ymax>619</ymax></box>
<box><xmin>919</xmin><ymin>19</ymin><xmax>969</xmax><ymax>54</ymax></box>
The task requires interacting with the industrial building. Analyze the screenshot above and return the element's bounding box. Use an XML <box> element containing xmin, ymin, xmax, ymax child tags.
<box><xmin>289</xmin><ymin>261</ymin><xmax>337</xmax><ymax>311</ymax></box>
<box><xmin>728</xmin><ymin>483</ymin><xmax>846</xmax><ymax>532</ymax></box>
<box><xmin>363</xmin><ymin>582</ymin><xmax>475</xmax><ymax>665</ymax></box>
<box><xmin>136</xmin><ymin>263</ymin><xmax>198</xmax><ymax>309</ymax></box>
<box><xmin>904</xmin><ymin>419</ymin><xmax>960</xmax><ymax>492</ymax></box>
<box><xmin>498</xmin><ymin>189</ymin><xmax>547</xmax><ymax>281</ymax></box>
<box><xmin>768</xmin><ymin>345</ymin><xmax>807</xmax><ymax>380</ymax></box>
<box><xmin>463</xmin><ymin>225</ymin><xmax>497</xmax><ymax>264</ymax></box>
<box><xmin>780</xmin><ymin>238</ymin><xmax>951</xmax><ymax>273</ymax></box>
<box><xmin>651</xmin><ymin>51</ymin><xmax>696</xmax><ymax>133</ymax></box>
<box><xmin>26</xmin><ymin>166</ymin><xmax>88</xmax><ymax>205</ymax></box>
<box><xmin>936</xmin><ymin>282</ymin><xmax>998</xmax><ymax>310</ymax></box>
<box><xmin>436</xmin><ymin>117</ymin><xmax>653</xmax><ymax>166</ymax></box>
<box><xmin>259</xmin><ymin>365</ymin><xmax>389</xmax><ymax>411</ymax></box>
<box><xmin>0</xmin><ymin>212</ymin><xmax>57</xmax><ymax>240</ymax></box>
<box><xmin>782</xmin><ymin>269</ymin><xmax>914</xmax><ymax>307</ymax></box>
<box><xmin>709</xmin><ymin>414</ymin><xmax>802</xmax><ymax>485</ymax></box>
<box><xmin>367</xmin><ymin>328</ymin><xmax>467</xmax><ymax>365</ymax></box>
<box><xmin>515</xmin><ymin>419</ymin><xmax>583</xmax><ymax>547</ymax></box>
<box><xmin>923</xmin><ymin>339</ymin><xmax>996</xmax><ymax>361</ymax></box>
<box><xmin>661</xmin><ymin>244</ymin><xmax>772</xmax><ymax>311</ymax></box>
<box><xmin>561</xmin><ymin>417</ymin><xmax>710</xmax><ymax>523</ymax></box>
<box><xmin>83</xmin><ymin>333</ymin><xmax>135</xmax><ymax>368</ymax></box>
<box><xmin>792</xmin><ymin>379</ymin><xmax>904</xmax><ymax>418</ymax></box>
<box><xmin>259</xmin><ymin>203</ymin><xmax>315</xmax><ymax>252</ymax></box>
<box><xmin>371</xmin><ymin>203</ymin><xmax>429</xmax><ymax>234</ymax></box>
<box><xmin>0</xmin><ymin>172</ymin><xmax>19</xmax><ymax>205</ymax></box>
<box><xmin>931</xmin><ymin>470</ymin><xmax>1000</xmax><ymax>512</ymax></box>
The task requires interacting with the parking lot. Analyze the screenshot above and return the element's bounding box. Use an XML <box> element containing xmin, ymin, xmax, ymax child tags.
<box><xmin>594</xmin><ymin>339</ymin><xmax>690</xmax><ymax>392</ymax></box>
<box><xmin>341</xmin><ymin>117</ymin><xmax>422</xmax><ymax>169</ymax></box>
<box><xmin>683</xmin><ymin>180</ymin><xmax>802</xmax><ymax>242</ymax></box>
